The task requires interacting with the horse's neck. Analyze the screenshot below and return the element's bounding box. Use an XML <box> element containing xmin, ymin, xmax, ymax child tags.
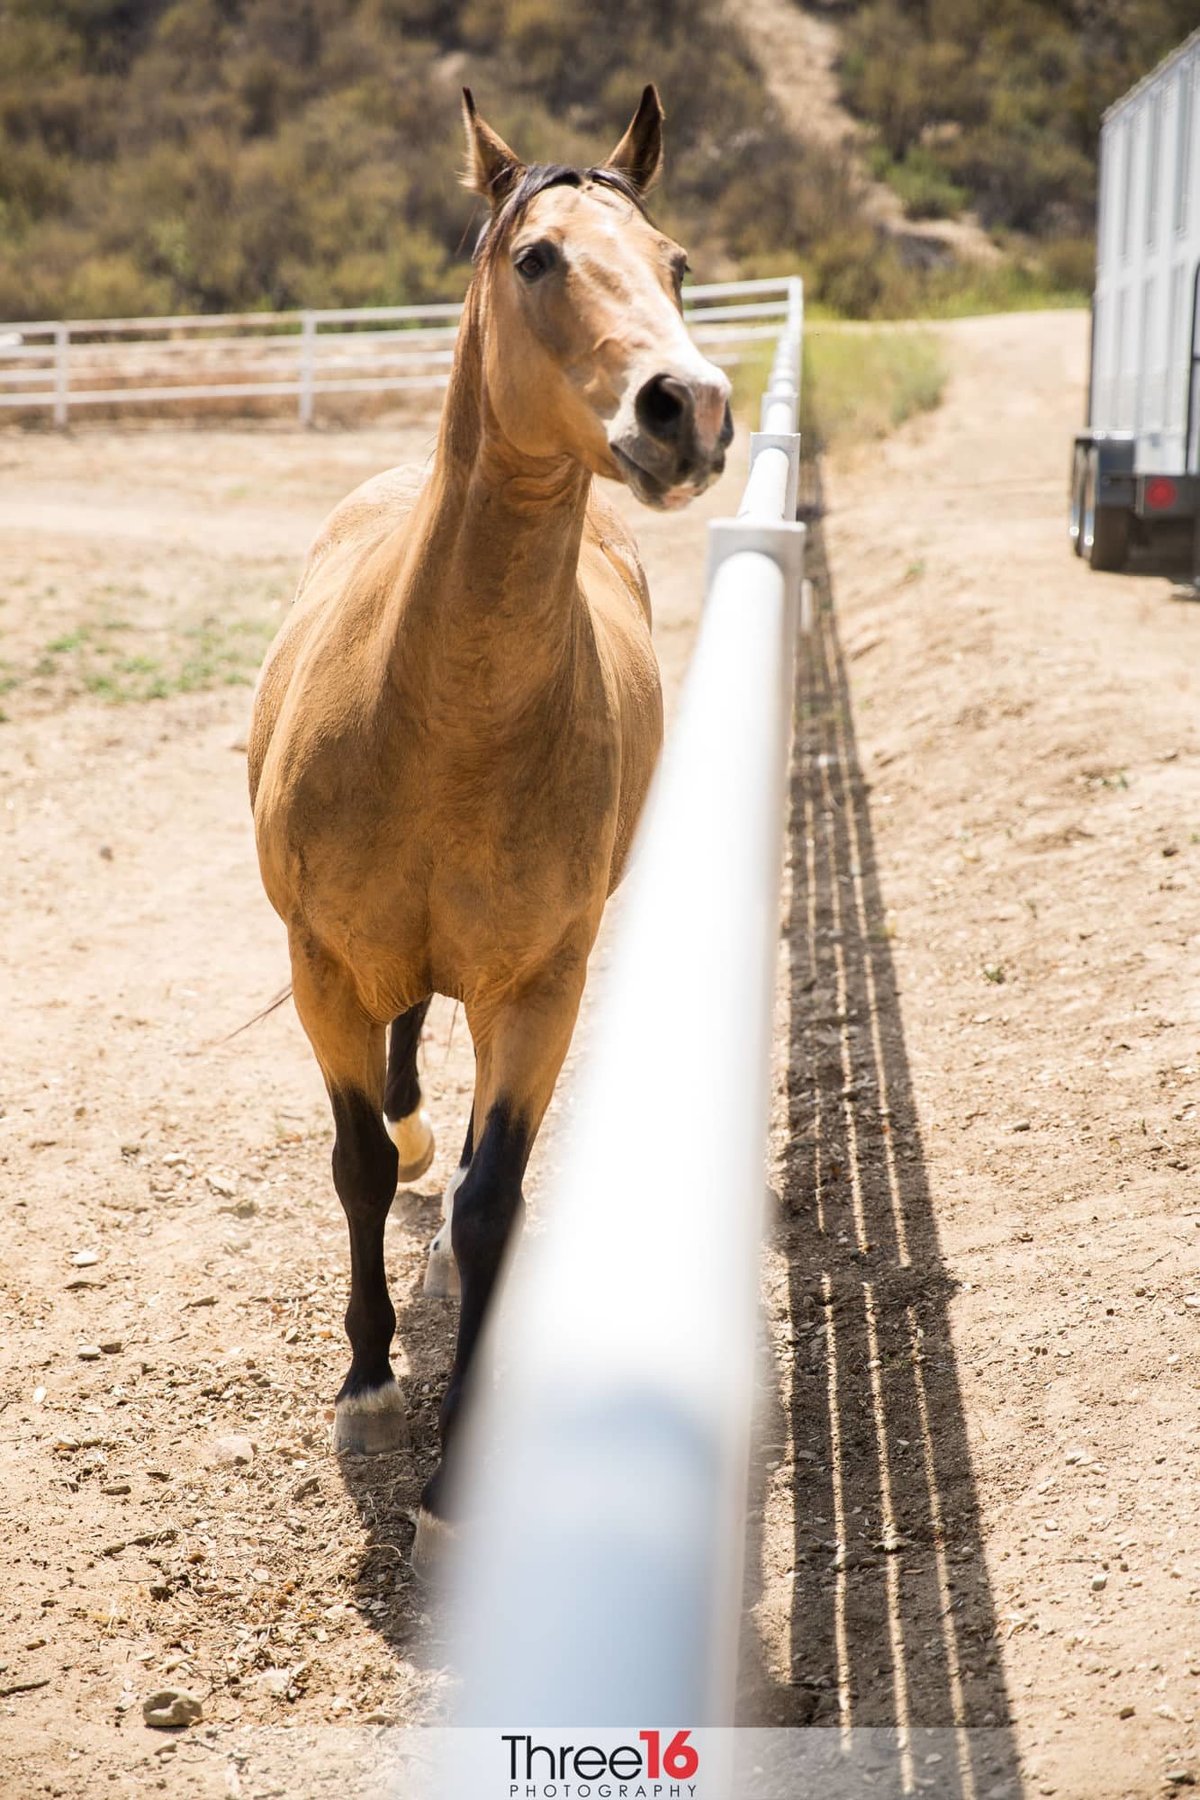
<box><xmin>395</xmin><ymin>285</ymin><xmax>591</xmax><ymax>704</ymax></box>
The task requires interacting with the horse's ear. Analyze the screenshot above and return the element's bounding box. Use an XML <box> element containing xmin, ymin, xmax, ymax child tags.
<box><xmin>604</xmin><ymin>84</ymin><xmax>664</xmax><ymax>196</ymax></box>
<box><xmin>461</xmin><ymin>88</ymin><xmax>524</xmax><ymax>209</ymax></box>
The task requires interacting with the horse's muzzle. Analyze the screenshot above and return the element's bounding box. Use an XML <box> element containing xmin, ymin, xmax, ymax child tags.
<box><xmin>611</xmin><ymin>369</ymin><xmax>734</xmax><ymax>508</ymax></box>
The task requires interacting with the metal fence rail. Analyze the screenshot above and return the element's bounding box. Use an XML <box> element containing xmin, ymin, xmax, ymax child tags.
<box><xmin>440</xmin><ymin>277</ymin><xmax>805</xmax><ymax>1772</ymax></box>
<box><xmin>0</xmin><ymin>278</ymin><xmax>796</xmax><ymax>425</ymax></box>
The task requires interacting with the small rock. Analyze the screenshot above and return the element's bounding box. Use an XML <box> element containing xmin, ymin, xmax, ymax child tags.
<box><xmin>1065</xmin><ymin>1448</ymin><xmax>1086</xmax><ymax>1464</ymax></box>
<box><xmin>211</xmin><ymin>1435</ymin><xmax>254</xmax><ymax>1467</ymax></box>
<box><xmin>99</xmin><ymin>844</ymin><xmax>114</xmax><ymax>861</ymax></box>
<box><xmin>101</xmin><ymin>1481</ymin><xmax>132</xmax><ymax>1497</ymax></box>
<box><xmin>1165</xmin><ymin>1773</ymin><xmax>1195</xmax><ymax>1788</ymax></box>
<box><xmin>1011</xmin><ymin>1120</ymin><xmax>1032</xmax><ymax>1133</ymax></box>
<box><xmin>1183</xmin><ymin>1295</ymin><xmax>1200</xmax><ymax>1310</ymax></box>
<box><xmin>71</xmin><ymin>1250</ymin><xmax>100</xmax><ymax>1268</ymax></box>
<box><xmin>1118</xmin><ymin>1704</ymin><xmax>1135</xmax><ymax>1719</ymax></box>
<box><xmin>1091</xmin><ymin>1573</ymin><xmax>1108</xmax><ymax>1592</ymax></box>
<box><xmin>142</xmin><ymin>1689</ymin><xmax>202</xmax><ymax>1729</ymax></box>
<box><xmin>256</xmin><ymin>1668</ymin><xmax>291</xmax><ymax>1699</ymax></box>
<box><xmin>77</xmin><ymin>1345</ymin><xmax>102</xmax><ymax>1362</ymax></box>
<box><xmin>206</xmin><ymin>1173</ymin><xmax>237</xmax><ymax>1198</ymax></box>
<box><xmin>99</xmin><ymin>1340</ymin><xmax>124</xmax><ymax>1355</ymax></box>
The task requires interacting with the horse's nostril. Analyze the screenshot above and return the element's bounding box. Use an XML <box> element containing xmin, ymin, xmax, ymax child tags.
<box><xmin>636</xmin><ymin>374</ymin><xmax>689</xmax><ymax>442</ymax></box>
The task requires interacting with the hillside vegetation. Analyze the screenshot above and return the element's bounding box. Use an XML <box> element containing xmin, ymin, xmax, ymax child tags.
<box><xmin>840</xmin><ymin>0</ymin><xmax>1197</xmax><ymax>263</ymax></box>
<box><xmin>0</xmin><ymin>0</ymin><xmax>1196</xmax><ymax>323</ymax></box>
<box><xmin>0</xmin><ymin>0</ymin><xmax>858</xmax><ymax>321</ymax></box>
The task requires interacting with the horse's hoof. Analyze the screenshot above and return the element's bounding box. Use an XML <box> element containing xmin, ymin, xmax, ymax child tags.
<box><xmin>423</xmin><ymin>1243</ymin><xmax>460</xmax><ymax>1299</ymax></box>
<box><xmin>384</xmin><ymin>1106</ymin><xmax>435</xmax><ymax>1185</ymax></box>
<box><xmin>332</xmin><ymin>1380</ymin><xmax>408</xmax><ymax>1455</ymax></box>
<box><xmin>411</xmin><ymin>1506</ymin><xmax>457</xmax><ymax>1582</ymax></box>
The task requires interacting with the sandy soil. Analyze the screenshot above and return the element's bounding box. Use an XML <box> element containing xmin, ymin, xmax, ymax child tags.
<box><xmin>1</xmin><ymin>309</ymin><xmax>1197</xmax><ymax>1800</ymax></box>
<box><xmin>746</xmin><ymin>310</ymin><xmax>1199</xmax><ymax>1800</ymax></box>
<box><xmin>0</xmin><ymin>407</ymin><xmax>738</xmax><ymax>1798</ymax></box>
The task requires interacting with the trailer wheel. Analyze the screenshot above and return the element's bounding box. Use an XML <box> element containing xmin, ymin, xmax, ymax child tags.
<box><xmin>1082</xmin><ymin>448</ymin><xmax>1130</xmax><ymax>572</ymax></box>
<box><xmin>1068</xmin><ymin>445</ymin><xmax>1086</xmax><ymax>556</ymax></box>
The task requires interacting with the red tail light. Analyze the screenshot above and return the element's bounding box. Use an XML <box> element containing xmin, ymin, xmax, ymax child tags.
<box><xmin>1145</xmin><ymin>476</ymin><xmax>1177</xmax><ymax>510</ymax></box>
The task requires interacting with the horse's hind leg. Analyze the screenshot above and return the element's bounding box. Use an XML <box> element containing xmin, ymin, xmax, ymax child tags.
<box><xmin>384</xmin><ymin>1001</ymin><xmax>435</xmax><ymax>1184</ymax></box>
<box><xmin>291</xmin><ymin>944</ymin><xmax>406</xmax><ymax>1455</ymax></box>
<box><xmin>425</xmin><ymin>1111</ymin><xmax>472</xmax><ymax>1299</ymax></box>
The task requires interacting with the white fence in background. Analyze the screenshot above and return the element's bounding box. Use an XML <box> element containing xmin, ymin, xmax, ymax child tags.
<box><xmin>0</xmin><ymin>278</ymin><xmax>797</xmax><ymax>425</ymax></box>
<box><xmin>438</xmin><ymin>277</ymin><xmax>805</xmax><ymax>1782</ymax></box>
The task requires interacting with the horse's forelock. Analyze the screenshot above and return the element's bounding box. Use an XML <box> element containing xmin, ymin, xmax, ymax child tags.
<box><xmin>473</xmin><ymin>163</ymin><xmax>649</xmax><ymax>265</ymax></box>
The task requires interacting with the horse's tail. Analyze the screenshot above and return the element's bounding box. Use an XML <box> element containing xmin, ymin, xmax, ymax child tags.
<box><xmin>217</xmin><ymin>984</ymin><xmax>294</xmax><ymax>1044</ymax></box>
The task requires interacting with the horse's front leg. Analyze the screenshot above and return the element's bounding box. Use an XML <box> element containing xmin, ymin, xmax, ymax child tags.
<box><xmin>291</xmin><ymin>942</ymin><xmax>406</xmax><ymax>1455</ymax></box>
<box><xmin>413</xmin><ymin>964</ymin><xmax>586</xmax><ymax>1567</ymax></box>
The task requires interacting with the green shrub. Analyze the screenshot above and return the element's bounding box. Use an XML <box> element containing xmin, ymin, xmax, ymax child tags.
<box><xmin>869</xmin><ymin>146</ymin><xmax>970</xmax><ymax>221</ymax></box>
<box><xmin>841</xmin><ymin>0</ymin><xmax>1200</xmax><ymax>239</ymax></box>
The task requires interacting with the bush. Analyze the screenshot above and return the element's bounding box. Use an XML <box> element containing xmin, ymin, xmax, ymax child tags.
<box><xmin>841</xmin><ymin>0</ymin><xmax>1200</xmax><ymax>240</ymax></box>
<box><xmin>869</xmin><ymin>146</ymin><xmax>970</xmax><ymax>222</ymax></box>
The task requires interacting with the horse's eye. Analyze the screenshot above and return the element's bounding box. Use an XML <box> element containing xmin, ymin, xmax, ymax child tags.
<box><xmin>515</xmin><ymin>244</ymin><xmax>553</xmax><ymax>281</ymax></box>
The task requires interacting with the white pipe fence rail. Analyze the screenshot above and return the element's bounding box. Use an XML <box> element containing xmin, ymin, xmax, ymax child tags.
<box><xmin>437</xmin><ymin>277</ymin><xmax>805</xmax><ymax>1790</ymax></box>
<box><xmin>0</xmin><ymin>277</ymin><xmax>797</xmax><ymax>425</ymax></box>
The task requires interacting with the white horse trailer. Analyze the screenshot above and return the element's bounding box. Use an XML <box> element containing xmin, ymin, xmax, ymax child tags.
<box><xmin>1071</xmin><ymin>26</ymin><xmax>1200</xmax><ymax>571</ymax></box>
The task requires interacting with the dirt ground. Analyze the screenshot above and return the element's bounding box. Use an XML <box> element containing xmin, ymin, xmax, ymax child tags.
<box><xmin>1</xmin><ymin>309</ymin><xmax>1197</xmax><ymax>1800</ymax></box>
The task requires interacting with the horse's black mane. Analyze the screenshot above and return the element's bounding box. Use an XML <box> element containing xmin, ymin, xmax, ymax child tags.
<box><xmin>473</xmin><ymin>163</ymin><xmax>648</xmax><ymax>264</ymax></box>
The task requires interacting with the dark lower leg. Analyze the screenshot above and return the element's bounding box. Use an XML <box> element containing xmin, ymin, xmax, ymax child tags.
<box><xmin>420</xmin><ymin>1101</ymin><xmax>529</xmax><ymax>1520</ymax></box>
<box><xmin>384</xmin><ymin>1000</ymin><xmax>431</xmax><ymax>1125</ymax></box>
<box><xmin>457</xmin><ymin>1111</ymin><xmax>474</xmax><ymax>1170</ymax></box>
<box><xmin>331</xmin><ymin>1087</ymin><xmax>400</xmax><ymax>1400</ymax></box>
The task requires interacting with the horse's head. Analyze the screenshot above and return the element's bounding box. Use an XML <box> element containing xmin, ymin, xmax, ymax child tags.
<box><xmin>464</xmin><ymin>86</ymin><xmax>733</xmax><ymax>511</ymax></box>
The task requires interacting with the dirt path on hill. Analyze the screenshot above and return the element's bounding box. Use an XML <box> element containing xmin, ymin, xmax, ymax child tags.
<box><xmin>725</xmin><ymin>0</ymin><xmax>1002</xmax><ymax>267</ymax></box>
<box><xmin>1</xmin><ymin>311</ymin><xmax>1198</xmax><ymax>1800</ymax></box>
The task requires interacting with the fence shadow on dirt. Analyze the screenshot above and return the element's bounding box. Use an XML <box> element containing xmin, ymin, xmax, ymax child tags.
<box><xmin>740</xmin><ymin>503</ymin><xmax>1024</xmax><ymax>1798</ymax></box>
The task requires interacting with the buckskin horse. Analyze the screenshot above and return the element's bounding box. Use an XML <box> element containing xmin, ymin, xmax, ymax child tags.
<box><xmin>248</xmin><ymin>85</ymin><xmax>732</xmax><ymax>1565</ymax></box>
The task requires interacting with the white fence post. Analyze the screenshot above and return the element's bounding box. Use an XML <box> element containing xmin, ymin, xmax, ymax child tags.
<box><xmin>298</xmin><ymin>311</ymin><xmax>316</xmax><ymax>427</ymax></box>
<box><xmin>0</xmin><ymin>278</ymin><xmax>799</xmax><ymax>421</ymax></box>
<box><xmin>53</xmin><ymin>323</ymin><xmax>69</xmax><ymax>429</ymax></box>
<box><xmin>436</xmin><ymin>285</ymin><xmax>806</xmax><ymax>1787</ymax></box>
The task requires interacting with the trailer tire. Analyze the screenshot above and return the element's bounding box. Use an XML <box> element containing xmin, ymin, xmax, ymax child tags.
<box><xmin>1068</xmin><ymin>445</ymin><xmax>1086</xmax><ymax>556</ymax></box>
<box><xmin>1082</xmin><ymin>448</ymin><xmax>1130</xmax><ymax>572</ymax></box>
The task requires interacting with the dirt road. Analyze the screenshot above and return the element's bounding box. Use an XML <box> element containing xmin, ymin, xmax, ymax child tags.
<box><xmin>1</xmin><ymin>311</ymin><xmax>1197</xmax><ymax>1799</ymax></box>
<box><xmin>750</xmin><ymin>311</ymin><xmax>1199</xmax><ymax>1800</ymax></box>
